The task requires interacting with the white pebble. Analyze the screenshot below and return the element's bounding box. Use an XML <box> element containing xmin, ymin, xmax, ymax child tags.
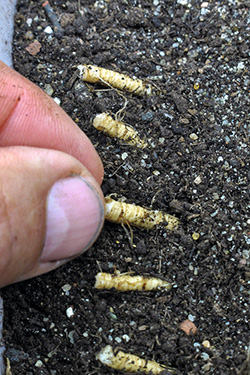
<box><xmin>237</xmin><ymin>61</ymin><xmax>245</xmax><ymax>71</ymax></box>
<box><xmin>122</xmin><ymin>334</ymin><xmax>130</xmax><ymax>342</ymax></box>
<box><xmin>68</xmin><ymin>330</ymin><xmax>75</xmax><ymax>344</ymax></box>
<box><xmin>26</xmin><ymin>18</ymin><xmax>33</xmax><ymax>27</ymax></box>
<box><xmin>201</xmin><ymin>352</ymin><xmax>210</xmax><ymax>361</ymax></box>
<box><xmin>188</xmin><ymin>314</ymin><xmax>195</xmax><ymax>322</ymax></box>
<box><xmin>194</xmin><ymin>175</ymin><xmax>202</xmax><ymax>185</ymax></box>
<box><xmin>44</xmin><ymin>84</ymin><xmax>53</xmax><ymax>96</ymax></box>
<box><xmin>44</xmin><ymin>26</ymin><xmax>53</xmax><ymax>34</ymax></box>
<box><xmin>66</xmin><ymin>307</ymin><xmax>74</xmax><ymax>318</ymax></box>
<box><xmin>189</xmin><ymin>133</ymin><xmax>198</xmax><ymax>140</ymax></box>
<box><xmin>153</xmin><ymin>170</ymin><xmax>160</xmax><ymax>176</ymax></box>
<box><xmin>35</xmin><ymin>360</ymin><xmax>43</xmax><ymax>368</ymax></box>
<box><xmin>194</xmin><ymin>342</ymin><xmax>200</xmax><ymax>348</ymax></box>
<box><xmin>54</xmin><ymin>97</ymin><xmax>61</xmax><ymax>106</ymax></box>
<box><xmin>62</xmin><ymin>283</ymin><xmax>72</xmax><ymax>293</ymax></box>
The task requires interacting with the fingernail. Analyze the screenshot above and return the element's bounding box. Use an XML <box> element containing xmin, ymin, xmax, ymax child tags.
<box><xmin>41</xmin><ymin>176</ymin><xmax>104</xmax><ymax>262</ymax></box>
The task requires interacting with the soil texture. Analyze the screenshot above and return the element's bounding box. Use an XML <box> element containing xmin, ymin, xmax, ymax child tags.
<box><xmin>2</xmin><ymin>0</ymin><xmax>250</xmax><ymax>374</ymax></box>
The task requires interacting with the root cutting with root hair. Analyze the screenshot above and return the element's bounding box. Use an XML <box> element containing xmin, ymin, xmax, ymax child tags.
<box><xmin>77</xmin><ymin>62</ymin><xmax>181</xmax><ymax>373</ymax></box>
<box><xmin>97</xmin><ymin>345</ymin><xmax>180</xmax><ymax>374</ymax></box>
<box><xmin>78</xmin><ymin>64</ymin><xmax>153</xmax><ymax>96</ymax></box>
<box><xmin>92</xmin><ymin>113</ymin><xmax>148</xmax><ymax>148</ymax></box>
<box><xmin>95</xmin><ymin>271</ymin><xmax>172</xmax><ymax>292</ymax></box>
<box><xmin>105</xmin><ymin>196</ymin><xmax>179</xmax><ymax>231</ymax></box>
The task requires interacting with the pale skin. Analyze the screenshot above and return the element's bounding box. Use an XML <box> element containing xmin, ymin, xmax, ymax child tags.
<box><xmin>0</xmin><ymin>61</ymin><xmax>105</xmax><ymax>287</ymax></box>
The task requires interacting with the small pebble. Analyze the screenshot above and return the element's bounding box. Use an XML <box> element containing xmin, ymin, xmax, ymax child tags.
<box><xmin>25</xmin><ymin>40</ymin><xmax>41</xmax><ymax>56</ymax></box>
<box><xmin>66</xmin><ymin>307</ymin><xmax>74</xmax><ymax>318</ymax></box>
<box><xmin>180</xmin><ymin>319</ymin><xmax>197</xmax><ymax>335</ymax></box>
<box><xmin>203</xmin><ymin>363</ymin><xmax>213</xmax><ymax>372</ymax></box>
<box><xmin>122</xmin><ymin>334</ymin><xmax>130</xmax><ymax>342</ymax></box>
<box><xmin>62</xmin><ymin>284</ymin><xmax>72</xmax><ymax>293</ymax></box>
<box><xmin>153</xmin><ymin>170</ymin><xmax>160</xmax><ymax>176</ymax></box>
<box><xmin>190</xmin><ymin>133</ymin><xmax>198</xmax><ymax>140</ymax></box>
<box><xmin>44</xmin><ymin>84</ymin><xmax>54</xmax><ymax>96</ymax></box>
<box><xmin>202</xmin><ymin>340</ymin><xmax>211</xmax><ymax>348</ymax></box>
<box><xmin>24</xmin><ymin>30</ymin><xmax>34</xmax><ymax>40</ymax></box>
<box><xmin>138</xmin><ymin>325</ymin><xmax>148</xmax><ymax>331</ymax></box>
<box><xmin>54</xmin><ymin>97</ymin><xmax>61</xmax><ymax>106</ymax></box>
<box><xmin>44</xmin><ymin>26</ymin><xmax>53</xmax><ymax>34</ymax></box>
<box><xmin>194</xmin><ymin>176</ymin><xmax>202</xmax><ymax>185</ymax></box>
<box><xmin>68</xmin><ymin>330</ymin><xmax>75</xmax><ymax>344</ymax></box>
<box><xmin>212</xmin><ymin>193</ymin><xmax>219</xmax><ymax>200</ymax></box>
<box><xmin>201</xmin><ymin>352</ymin><xmax>210</xmax><ymax>361</ymax></box>
<box><xmin>26</xmin><ymin>17</ymin><xmax>33</xmax><ymax>27</ymax></box>
<box><xmin>188</xmin><ymin>314</ymin><xmax>195</xmax><ymax>322</ymax></box>
<box><xmin>35</xmin><ymin>360</ymin><xmax>43</xmax><ymax>368</ymax></box>
<box><xmin>192</xmin><ymin>232</ymin><xmax>200</xmax><ymax>240</ymax></box>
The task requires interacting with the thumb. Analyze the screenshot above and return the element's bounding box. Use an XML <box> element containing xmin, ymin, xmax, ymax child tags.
<box><xmin>0</xmin><ymin>146</ymin><xmax>105</xmax><ymax>288</ymax></box>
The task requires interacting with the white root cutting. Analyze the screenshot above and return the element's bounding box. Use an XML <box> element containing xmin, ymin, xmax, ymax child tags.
<box><xmin>105</xmin><ymin>196</ymin><xmax>179</xmax><ymax>231</ymax></box>
<box><xmin>96</xmin><ymin>345</ymin><xmax>178</xmax><ymax>374</ymax></box>
<box><xmin>95</xmin><ymin>272</ymin><xmax>172</xmax><ymax>292</ymax></box>
<box><xmin>78</xmin><ymin>64</ymin><xmax>152</xmax><ymax>96</ymax></box>
<box><xmin>92</xmin><ymin>113</ymin><xmax>148</xmax><ymax>148</ymax></box>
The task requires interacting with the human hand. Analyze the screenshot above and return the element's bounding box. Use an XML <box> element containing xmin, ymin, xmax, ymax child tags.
<box><xmin>0</xmin><ymin>61</ymin><xmax>105</xmax><ymax>287</ymax></box>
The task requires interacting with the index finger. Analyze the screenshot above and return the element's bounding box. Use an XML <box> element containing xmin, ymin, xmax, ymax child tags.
<box><xmin>0</xmin><ymin>61</ymin><xmax>104</xmax><ymax>184</ymax></box>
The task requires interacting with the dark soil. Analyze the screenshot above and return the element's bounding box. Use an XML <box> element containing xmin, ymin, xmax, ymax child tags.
<box><xmin>2</xmin><ymin>0</ymin><xmax>250</xmax><ymax>374</ymax></box>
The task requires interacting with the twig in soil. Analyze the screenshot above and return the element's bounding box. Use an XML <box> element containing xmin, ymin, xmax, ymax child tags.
<box><xmin>42</xmin><ymin>1</ymin><xmax>64</xmax><ymax>38</ymax></box>
<box><xmin>5</xmin><ymin>358</ymin><xmax>12</xmax><ymax>375</ymax></box>
<box><xmin>78</xmin><ymin>64</ymin><xmax>153</xmax><ymax>96</ymax></box>
<box><xmin>95</xmin><ymin>271</ymin><xmax>172</xmax><ymax>292</ymax></box>
<box><xmin>77</xmin><ymin>0</ymin><xmax>84</xmax><ymax>16</ymax></box>
<box><xmin>96</xmin><ymin>345</ymin><xmax>179</xmax><ymax>374</ymax></box>
<box><xmin>121</xmin><ymin>221</ymin><xmax>134</xmax><ymax>248</ymax></box>
<box><xmin>92</xmin><ymin>113</ymin><xmax>148</xmax><ymax>148</ymax></box>
<box><xmin>105</xmin><ymin>196</ymin><xmax>179</xmax><ymax>231</ymax></box>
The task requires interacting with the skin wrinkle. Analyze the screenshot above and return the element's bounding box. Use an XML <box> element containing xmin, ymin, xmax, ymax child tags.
<box><xmin>0</xmin><ymin>71</ymin><xmax>25</xmax><ymax>130</ymax></box>
<box><xmin>0</xmin><ymin>95</ymin><xmax>22</xmax><ymax>132</ymax></box>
